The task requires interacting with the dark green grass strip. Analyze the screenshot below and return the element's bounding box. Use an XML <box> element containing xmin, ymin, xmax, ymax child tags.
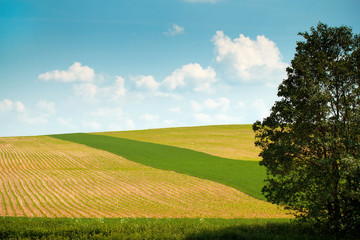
<box><xmin>0</xmin><ymin>217</ymin><xmax>342</xmax><ymax>240</ymax></box>
<box><xmin>50</xmin><ymin>133</ymin><xmax>266</xmax><ymax>200</ymax></box>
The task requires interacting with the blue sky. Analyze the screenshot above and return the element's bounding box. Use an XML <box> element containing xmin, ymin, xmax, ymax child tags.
<box><xmin>1</xmin><ymin>0</ymin><xmax>359</xmax><ymax>136</ymax></box>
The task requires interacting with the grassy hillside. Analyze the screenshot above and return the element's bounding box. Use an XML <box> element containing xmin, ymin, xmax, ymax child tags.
<box><xmin>52</xmin><ymin>133</ymin><xmax>265</xmax><ymax>200</ymax></box>
<box><xmin>94</xmin><ymin>125</ymin><xmax>261</xmax><ymax>161</ymax></box>
<box><xmin>0</xmin><ymin>135</ymin><xmax>288</xmax><ymax>218</ymax></box>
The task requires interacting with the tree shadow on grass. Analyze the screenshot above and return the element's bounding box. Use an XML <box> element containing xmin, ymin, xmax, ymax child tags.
<box><xmin>184</xmin><ymin>222</ymin><xmax>348</xmax><ymax>240</ymax></box>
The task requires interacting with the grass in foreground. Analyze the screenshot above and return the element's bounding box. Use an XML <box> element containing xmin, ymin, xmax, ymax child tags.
<box><xmin>51</xmin><ymin>133</ymin><xmax>266</xmax><ymax>200</ymax></box>
<box><xmin>0</xmin><ymin>136</ymin><xmax>287</xmax><ymax>218</ymax></box>
<box><xmin>0</xmin><ymin>217</ymin><xmax>343</xmax><ymax>240</ymax></box>
<box><xmin>94</xmin><ymin>124</ymin><xmax>261</xmax><ymax>161</ymax></box>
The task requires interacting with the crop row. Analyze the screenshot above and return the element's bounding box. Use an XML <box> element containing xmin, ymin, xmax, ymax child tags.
<box><xmin>0</xmin><ymin>136</ymin><xmax>289</xmax><ymax>218</ymax></box>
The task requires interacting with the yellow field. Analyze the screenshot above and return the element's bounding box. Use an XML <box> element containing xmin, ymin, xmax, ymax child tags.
<box><xmin>0</xmin><ymin>135</ymin><xmax>289</xmax><ymax>218</ymax></box>
<box><xmin>95</xmin><ymin>125</ymin><xmax>261</xmax><ymax>161</ymax></box>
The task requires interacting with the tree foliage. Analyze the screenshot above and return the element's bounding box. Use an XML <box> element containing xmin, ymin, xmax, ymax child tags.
<box><xmin>253</xmin><ymin>22</ymin><xmax>360</xmax><ymax>232</ymax></box>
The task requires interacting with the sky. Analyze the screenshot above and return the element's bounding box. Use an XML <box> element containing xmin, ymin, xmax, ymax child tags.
<box><xmin>1</xmin><ymin>0</ymin><xmax>359</xmax><ymax>137</ymax></box>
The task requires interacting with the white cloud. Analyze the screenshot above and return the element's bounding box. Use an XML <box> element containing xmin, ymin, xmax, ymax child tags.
<box><xmin>100</xmin><ymin>76</ymin><xmax>127</xmax><ymax>100</ymax></box>
<box><xmin>191</xmin><ymin>97</ymin><xmax>241</xmax><ymax>125</ymax></box>
<box><xmin>72</xmin><ymin>76</ymin><xmax>127</xmax><ymax>102</ymax></box>
<box><xmin>164</xmin><ymin>24</ymin><xmax>185</xmax><ymax>36</ymax></box>
<box><xmin>162</xmin><ymin>63</ymin><xmax>217</xmax><ymax>93</ymax></box>
<box><xmin>39</xmin><ymin>62</ymin><xmax>95</xmax><ymax>83</ymax></box>
<box><xmin>0</xmin><ymin>99</ymin><xmax>57</xmax><ymax>125</ymax></box>
<box><xmin>15</xmin><ymin>102</ymin><xmax>26</xmax><ymax>112</ymax></box>
<box><xmin>0</xmin><ymin>99</ymin><xmax>13</xmax><ymax>113</ymax></box>
<box><xmin>212</xmin><ymin>31</ymin><xmax>287</xmax><ymax>83</ymax></box>
<box><xmin>252</xmin><ymin>98</ymin><xmax>270</xmax><ymax>120</ymax></box>
<box><xmin>204</xmin><ymin>97</ymin><xmax>230</xmax><ymax>112</ymax></box>
<box><xmin>192</xmin><ymin>97</ymin><xmax>230</xmax><ymax>112</ymax></box>
<box><xmin>130</xmin><ymin>75</ymin><xmax>181</xmax><ymax>99</ymax></box>
<box><xmin>135</xmin><ymin>75</ymin><xmax>160</xmax><ymax>92</ymax></box>
<box><xmin>37</xmin><ymin>100</ymin><xmax>56</xmax><ymax>115</ymax></box>
<box><xmin>73</xmin><ymin>83</ymin><xmax>98</xmax><ymax>100</ymax></box>
<box><xmin>19</xmin><ymin>100</ymin><xmax>56</xmax><ymax>125</ymax></box>
<box><xmin>113</xmin><ymin>76</ymin><xmax>127</xmax><ymax>98</ymax></box>
<box><xmin>39</xmin><ymin>63</ymin><xmax>126</xmax><ymax>102</ymax></box>
<box><xmin>0</xmin><ymin>99</ymin><xmax>26</xmax><ymax>113</ymax></box>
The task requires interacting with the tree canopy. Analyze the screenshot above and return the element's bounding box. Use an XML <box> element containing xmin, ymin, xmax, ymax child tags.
<box><xmin>253</xmin><ymin>22</ymin><xmax>360</xmax><ymax>232</ymax></box>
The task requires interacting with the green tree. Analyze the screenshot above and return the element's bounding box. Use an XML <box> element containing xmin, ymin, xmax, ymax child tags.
<box><xmin>253</xmin><ymin>22</ymin><xmax>360</xmax><ymax>233</ymax></box>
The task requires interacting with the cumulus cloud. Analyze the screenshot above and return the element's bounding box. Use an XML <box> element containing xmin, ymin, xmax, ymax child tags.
<box><xmin>17</xmin><ymin>100</ymin><xmax>57</xmax><ymax>125</ymax></box>
<box><xmin>73</xmin><ymin>77</ymin><xmax>127</xmax><ymax>102</ymax></box>
<box><xmin>204</xmin><ymin>97</ymin><xmax>230</xmax><ymax>112</ymax></box>
<box><xmin>101</xmin><ymin>76</ymin><xmax>127</xmax><ymax>100</ymax></box>
<box><xmin>39</xmin><ymin>62</ymin><xmax>95</xmax><ymax>83</ymax></box>
<box><xmin>130</xmin><ymin>63</ymin><xmax>217</xmax><ymax>97</ymax></box>
<box><xmin>37</xmin><ymin>100</ymin><xmax>56</xmax><ymax>115</ymax></box>
<box><xmin>0</xmin><ymin>99</ymin><xmax>25</xmax><ymax>113</ymax></box>
<box><xmin>191</xmin><ymin>97</ymin><xmax>239</xmax><ymax>124</ymax></box>
<box><xmin>212</xmin><ymin>31</ymin><xmax>288</xmax><ymax>83</ymax></box>
<box><xmin>252</xmin><ymin>98</ymin><xmax>270</xmax><ymax>120</ymax></box>
<box><xmin>135</xmin><ymin>75</ymin><xmax>160</xmax><ymax>92</ymax></box>
<box><xmin>162</xmin><ymin>63</ymin><xmax>217</xmax><ymax>93</ymax></box>
<box><xmin>39</xmin><ymin>62</ymin><xmax>127</xmax><ymax>102</ymax></box>
<box><xmin>191</xmin><ymin>97</ymin><xmax>230</xmax><ymax>112</ymax></box>
<box><xmin>0</xmin><ymin>99</ymin><xmax>56</xmax><ymax>125</ymax></box>
<box><xmin>131</xmin><ymin>75</ymin><xmax>174</xmax><ymax>99</ymax></box>
<box><xmin>73</xmin><ymin>83</ymin><xmax>98</xmax><ymax>100</ymax></box>
<box><xmin>112</xmin><ymin>76</ymin><xmax>127</xmax><ymax>98</ymax></box>
<box><xmin>164</xmin><ymin>24</ymin><xmax>185</xmax><ymax>36</ymax></box>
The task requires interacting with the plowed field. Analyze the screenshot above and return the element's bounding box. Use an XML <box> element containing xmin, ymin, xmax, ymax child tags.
<box><xmin>0</xmin><ymin>136</ymin><xmax>289</xmax><ymax>218</ymax></box>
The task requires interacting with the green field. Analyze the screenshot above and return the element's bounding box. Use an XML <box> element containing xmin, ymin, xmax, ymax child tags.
<box><xmin>51</xmin><ymin>131</ymin><xmax>266</xmax><ymax>200</ymax></box>
<box><xmin>0</xmin><ymin>124</ymin><xmax>305</xmax><ymax>239</ymax></box>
